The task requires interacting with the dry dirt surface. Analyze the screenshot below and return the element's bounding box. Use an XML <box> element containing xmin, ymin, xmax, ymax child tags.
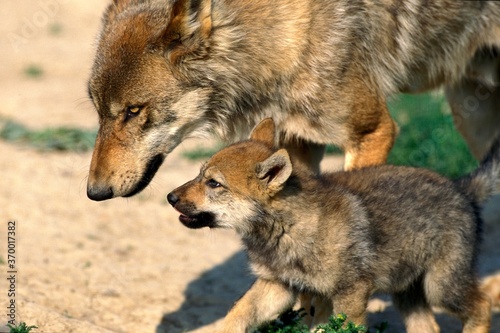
<box><xmin>0</xmin><ymin>1</ymin><xmax>499</xmax><ymax>332</ymax></box>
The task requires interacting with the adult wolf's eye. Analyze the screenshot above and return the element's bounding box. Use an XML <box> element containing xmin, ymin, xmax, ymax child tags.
<box><xmin>124</xmin><ymin>106</ymin><xmax>142</xmax><ymax>121</ymax></box>
<box><xmin>206</xmin><ymin>179</ymin><xmax>221</xmax><ymax>189</ymax></box>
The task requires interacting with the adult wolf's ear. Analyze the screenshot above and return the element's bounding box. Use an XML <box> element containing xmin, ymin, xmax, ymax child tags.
<box><xmin>250</xmin><ymin>118</ymin><xmax>276</xmax><ymax>148</ymax></box>
<box><xmin>256</xmin><ymin>149</ymin><xmax>293</xmax><ymax>196</ymax></box>
<box><xmin>102</xmin><ymin>0</ymin><xmax>138</xmax><ymax>26</ymax></box>
<box><xmin>162</xmin><ymin>0</ymin><xmax>212</xmax><ymax>64</ymax></box>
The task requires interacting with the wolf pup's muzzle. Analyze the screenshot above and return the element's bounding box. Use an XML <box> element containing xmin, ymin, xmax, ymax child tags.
<box><xmin>167</xmin><ymin>192</ymin><xmax>216</xmax><ymax>229</ymax></box>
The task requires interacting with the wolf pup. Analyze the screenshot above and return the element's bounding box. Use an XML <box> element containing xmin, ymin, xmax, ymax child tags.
<box><xmin>167</xmin><ymin>119</ymin><xmax>496</xmax><ymax>332</ymax></box>
<box><xmin>87</xmin><ymin>0</ymin><xmax>500</xmax><ymax>201</ymax></box>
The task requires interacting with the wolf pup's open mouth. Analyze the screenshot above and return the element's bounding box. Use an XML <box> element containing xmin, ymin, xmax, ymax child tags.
<box><xmin>177</xmin><ymin>211</ymin><xmax>216</xmax><ymax>229</ymax></box>
<box><xmin>167</xmin><ymin>191</ymin><xmax>217</xmax><ymax>228</ymax></box>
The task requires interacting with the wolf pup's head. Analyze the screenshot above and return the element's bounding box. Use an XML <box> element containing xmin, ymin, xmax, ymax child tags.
<box><xmin>167</xmin><ymin>119</ymin><xmax>293</xmax><ymax>234</ymax></box>
<box><xmin>87</xmin><ymin>0</ymin><xmax>214</xmax><ymax>201</ymax></box>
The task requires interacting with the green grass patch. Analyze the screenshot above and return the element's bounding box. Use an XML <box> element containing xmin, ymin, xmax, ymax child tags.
<box><xmin>182</xmin><ymin>144</ymin><xmax>222</xmax><ymax>160</ymax></box>
<box><xmin>49</xmin><ymin>22</ymin><xmax>63</xmax><ymax>36</ymax></box>
<box><xmin>387</xmin><ymin>93</ymin><xmax>477</xmax><ymax>178</ymax></box>
<box><xmin>7</xmin><ymin>322</ymin><xmax>38</xmax><ymax>333</ymax></box>
<box><xmin>325</xmin><ymin>145</ymin><xmax>343</xmax><ymax>155</ymax></box>
<box><xmin>255</xmin><ymin>310</ymin><xmax>387</xmax><ymax>333</ymax></box>
<box><xmin>0</xmin><ymin>118</ymin><xmax>96</xmax><ymax>152</ymax></box>
<box><xmin>24</xmin><ymin>65</ymin><xmax>44</xmax><ymax>78</ymax></box>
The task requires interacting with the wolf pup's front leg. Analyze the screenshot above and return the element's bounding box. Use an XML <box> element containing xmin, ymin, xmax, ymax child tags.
<box><xmin>216</xmin><ymin>279</ymin><xmax>298</xmax><ymax>333</ymax></box>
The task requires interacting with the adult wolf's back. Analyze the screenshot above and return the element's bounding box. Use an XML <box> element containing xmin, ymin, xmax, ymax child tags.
<box><xmin>87</xmin><ymin>0</ymin><xmax>500</xmax><ymax>200</ymax></box>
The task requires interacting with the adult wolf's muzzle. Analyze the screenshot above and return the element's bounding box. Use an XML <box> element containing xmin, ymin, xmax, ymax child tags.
<box><xmin>87</xmin><ymin>154</ymin><xmax>165</xmax><ymax>201</ymax></box>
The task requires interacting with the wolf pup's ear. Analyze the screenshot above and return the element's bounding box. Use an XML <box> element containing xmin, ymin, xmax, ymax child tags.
<box><xmin>256</xmin><ymin>149</ymin><xmax>292</xmax><ymax>195</ymax></box>
<box><xmin>162</xmin><ymin>0</ymin><xmax>212</xmax><ymax>64</ymax></box>
<box><xmin>250</xmin><ymin>118</ymin><xmax>276</xmax><ymax>147</ymax></box>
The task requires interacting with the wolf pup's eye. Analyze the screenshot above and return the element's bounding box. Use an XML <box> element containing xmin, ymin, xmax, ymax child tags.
<box><xmin>124</xmin><ymin>106</ymin><xmax>142</xmax><ymax>121</ymax></box>
<box><xmin>206</xmin><ymin>179</ymin><xmax>222</xmax><ymax>189</ymax></box>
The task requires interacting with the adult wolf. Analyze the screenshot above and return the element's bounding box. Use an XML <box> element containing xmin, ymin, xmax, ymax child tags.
<box><xmin>86</xmin><ymin>0</ymin><xmax>500</xmax><ymax>201</ymax></box>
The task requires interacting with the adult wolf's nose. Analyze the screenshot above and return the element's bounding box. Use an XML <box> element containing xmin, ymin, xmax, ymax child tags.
<box><xmin>87</xmin><ymin>184</ymin><xmax>114</xmax><ymax>201</ymax></box>
<box><xmin>167</xmin><ymin>192</ymin><xmax>179</xmax><ymax>206</ymax></box>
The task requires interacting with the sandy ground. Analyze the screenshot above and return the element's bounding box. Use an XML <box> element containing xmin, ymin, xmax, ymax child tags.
<box><xmin>0</xmin><ymin>1</ymin><xmax>499</xmax><ymax>332</ymax></box>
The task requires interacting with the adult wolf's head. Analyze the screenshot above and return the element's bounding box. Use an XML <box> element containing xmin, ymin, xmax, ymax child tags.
<box><xmin>87</xmin><ymin>0</ymin><xmax>215</xmax><ymax>200</ymax></box>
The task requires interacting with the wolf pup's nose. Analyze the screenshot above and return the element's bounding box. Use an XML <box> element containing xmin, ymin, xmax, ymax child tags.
<box><xmin>167</xmin><ymin>192</ymin><xmax>179</xmax><ymax>206</ymax></box>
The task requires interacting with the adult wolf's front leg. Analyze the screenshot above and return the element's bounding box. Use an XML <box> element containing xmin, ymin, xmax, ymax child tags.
<box><xmin>216</xmin><ymin>279</ymin><xmax>297</xmax><ymax>333</ymax></box>
<box><xmin>335</xmin><ymin>74</ymin><xmax>398</xmax><ymax>170</ymax></box>
<box><xmin>344</xmin><ymin>100</ymin><xmax>398</xmax><ymax>171</ymax></box>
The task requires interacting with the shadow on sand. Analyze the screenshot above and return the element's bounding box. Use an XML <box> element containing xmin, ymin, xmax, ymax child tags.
<box><xmin>156</xmin><ymin>251</ymin><xmax>254</xmax><ymax>333</ymax></box>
